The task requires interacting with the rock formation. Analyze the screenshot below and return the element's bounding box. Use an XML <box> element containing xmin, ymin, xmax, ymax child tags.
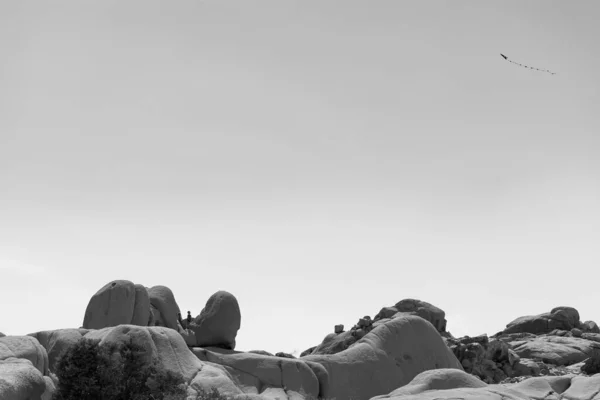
<box><xmin>82</xmin><ymin>280</ymin><xmax>151</xmax><ymax>329</ymax></box>
<box><xmin>303</xmin><ymin>298</ymin><xmax>448</xmax><ymax>357</ymax></box>
<box><xmin>302</xmin><ymin>315</ymin><xmax>463</xmax><ymax>400</ymax></box>
<box><xmin>502</xmin><ymin>306</ymin><xmax>587</xmax><ymax>335</ymax></box>
<box><xmin>371</xmin><ymin>368</ymin><xmax>600</xmax><ymax>400</ymax></box>
<box><xmin>4</xmin><ymin>281</ymin><xmax>600</xmax><ymax>400</ymax></box>
<box><xmin>0</xmin><ymin>335</ymin><xmax>54</xmax><ymax>400</ymax></box>
<box><xmin>147</xmin><ymin>285</ymin><xmax>182</xmax><ymax>331</ymax></box>
<box><xmin>188</xmin><ymin>290</ymin><xmax>241</xmax><ymax>350</ymax></box>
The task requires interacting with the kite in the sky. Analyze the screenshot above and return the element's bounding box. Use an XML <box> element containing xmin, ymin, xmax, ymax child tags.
<box><xmin>500</xmin><ymin>54</ymin><xmax>556</xmax><ymax>75</ymax></box>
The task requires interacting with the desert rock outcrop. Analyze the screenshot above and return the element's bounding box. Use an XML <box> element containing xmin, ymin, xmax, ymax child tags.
<box><xmin>0</xmin><ymin>358</ymin><xmax>48</xmax><ymax>400</ymax></box>
<box><xmin>0</xmin><ymin>335</ymin><xmax>55</xmax><ymax>400</ymax></box>
<box><xmin>503</xmin><ymin>306</ymin><xmax>589</xmax><ymax>335</ymax></box>
<box><xmin>147</xmin><ymin>285</ymin><xmax>182</xmax><ymax>330</ymax></box>
<box><xmin>303</xmin><ymin>314</ymin><xmax>463</xmax><ymax>400</ymax></box>
<box><xmin>0</xmin><ymin>335</ymin><xmax>49</xmax><ymax>376</ymax></box>
<box><xmin>370</xmin><ymin>368</ymin><xmax>600</xmax><ymax>400</ymax></box>
<box><xmin>82</xmin><ymin>280</ymin><xmax>150</xmax><ymax>329</ymax></box>
<box><xmin>304</xmin><ymin>298</ymin><xmax>448</xmax><ymax>357</ymax></box>
<box><xmin>189</xmin><ymin>290</ymin><xmax>241</xmax><ymax>350</ymax></box>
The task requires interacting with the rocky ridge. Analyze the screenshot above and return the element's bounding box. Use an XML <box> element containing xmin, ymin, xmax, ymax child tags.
<box><xmin>1</xmin><ymin>280</ymin><xmax>600</xmax><ymax>400</ymax></box>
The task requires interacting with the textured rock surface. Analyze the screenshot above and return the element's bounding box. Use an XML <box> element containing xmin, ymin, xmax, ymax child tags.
<box><xmin>147</xmin><ymin>285</ymin><xmax>182</xmax><ymax>330</ymax></box>
<box><xmin>0</xmin><ymin>358</ymin><xmax>47</xmax><ymax>400</ymax></box>
<box><xmin>509</xmin><ymin>335</ymin><xmax>600</xmax><ymax>366</ymax></box>
<box><xmin>303</xmin><ymin>314</ymin><xmax>462</xmax><ymax>400</ymax></box>
<box><xmin>190</xmin><ymin>291</ymin><xmax>241</xmax><ymax>350</ymax></box>
<box><xmin>370</xmin><ymin>369</ymin><xmax>600</xmax><ymax>400</ymax></box>
<box><xmin>83</xmin><ymin>280</ymin><xmax>150</xmax><ymax>329</ymax></box>
<box><xmin>305</xmin><ymin>298</ymin><xmax>448</xmax><ymax>357</ymax></box>
<box><xmin>394</xmin><ymin>299</ymin><xmax>447</xmax><ymax>332</ymax></box>
<box><xmin>0</xmin><ymin>335</ymin><xmax>49</xmax><ymax>376</ymax></box>
<box><xmin>193</xmin><ymin>347</ymin><xmax>320</xmax><ymax>399</ymax></box>
<box><xmin>503</xmin><ymin>306</ymin><xmax>583</xmax><ymax>335</ymax></box>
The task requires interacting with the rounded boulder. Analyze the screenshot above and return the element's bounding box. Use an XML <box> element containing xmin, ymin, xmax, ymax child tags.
<box><xmin>147</xmin><ymin>285</ymin><xmax>182</xmax><ymax>330</ymax></box>
<box><xmin>83</xmin><ymin>280</ymin><xmax>150</xmax><ymax>329</ymax></box>
<box><xmin>191</xmin><ymin>291</ymin><xmax>241</xmax><ymax>350</ymax></box>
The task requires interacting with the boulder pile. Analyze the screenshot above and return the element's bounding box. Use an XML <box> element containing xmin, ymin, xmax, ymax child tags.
<box><xmin>302</xmin><ymin>298</ymin><xmax>447</xmax><ymax>357</ymax></box>
<box><xmin>2</xmin><ymin>280</ymin><xmax>600</xmax><ymax>400</ymax></box>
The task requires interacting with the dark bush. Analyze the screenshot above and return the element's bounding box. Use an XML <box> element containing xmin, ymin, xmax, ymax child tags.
<box><xmin>53</xmin><ymin>337</ymin><xmax>187</xmax><ymax>400</ymax></box>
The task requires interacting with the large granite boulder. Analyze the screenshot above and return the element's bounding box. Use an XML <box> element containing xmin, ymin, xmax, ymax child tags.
<box><xmin>83</xmin><ymin>280</ymin><xmax>151</xmax><ymax>329</ymax></box>
<box><xmin>147</xmin><ymin>285</ymin><xmax>182</xmax><ymax>331</ymax></box>
<box><xmin>394</xmin><ymin>299</ymin><xmax>447</xmax><ymax>332</ymax></box>
<box><xmin>0</xmin><ymin>335</ymin><xmax>55</xmax><ymax>400</ymax></box>
<box><xmin>0</xmin><ymin>358</ymin><xmax>48</xmax><ymax>400</ymax></box>
<box><xmin>303</xmin><ymin>314</ymin><xmax>462</xmax><ymax>400</ymax></box>
<box><xmin>503</xmin><ymin>306</ymin><xmax>582</xmax><ymax>335</ymax></box>
<box><xmin>509</xmin><ymin>335</ymin><xmax>600</xmax><ymax>366</ymax></box>
<box><xmin>0</xmin><ymin>335</ymin><xmax>49</xmax><ymax>376</ymax></box>
<box><xmin>189</xmin><ymin>291</ymin><xmax>241</xmax><ymax>350</ymax></box>
<box><xmin>581</xmin><ymin>320</ymin><xmax>600</xmax><ymax>334</ymax></box>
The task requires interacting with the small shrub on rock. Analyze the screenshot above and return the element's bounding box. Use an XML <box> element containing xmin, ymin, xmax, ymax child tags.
<box><xmin>53</xmin><ymin>337</ymin><xmax>187</xmax><ymax>400</ymax></box>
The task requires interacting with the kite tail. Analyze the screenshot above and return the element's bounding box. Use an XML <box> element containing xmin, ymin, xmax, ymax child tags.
<box><xmin>502</xmin><ymin>55</ymin><xmax>556</xmax><ymax>75</ymax></box>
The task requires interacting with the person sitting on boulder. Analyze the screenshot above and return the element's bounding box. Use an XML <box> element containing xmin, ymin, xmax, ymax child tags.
<box><xmin>187</xmin><ymin>311</ymin><xmax>192</xmax><ymax>325</ymax></box>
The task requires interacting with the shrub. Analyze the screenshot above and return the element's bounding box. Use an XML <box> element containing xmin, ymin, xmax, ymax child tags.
<box><xmin>53</xmin><ymin>337</ymin><xmax>187</xmax><ymax>400</ymax></box>
<box><xmin>581</xmin><ymin>350</ymin><xmax>600</xmax><ymax>375</ymax></box>
<box><xmin>194</xmin><ymin>387</ymin><xmax>231</xmax><ymax>399</ymax></box>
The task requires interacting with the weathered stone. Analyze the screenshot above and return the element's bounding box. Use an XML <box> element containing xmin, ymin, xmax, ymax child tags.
<box><xmin>334</xmin><ymin>324</ymin><xmax>344</xmax><ymax>334</ymax></box>
<box><xmin>192</xmin><ymin>347</ymin><xmax>320</xmax><ymax>399</ymax></box>
<box><xmin>275</xmin><ymin>352</ymin><xmax>295</xmax><ymax>359</ymax></box>
<box><xmin>504</xmin><ymin>306</ymin><xmax>584</xmax><ymax>336</ymax></box>
<box><xmin>512</xmin><ymin>358</ymin><xmax>541</xmax><ymax>377</ymax></box>
<box><xmin>303</xmin><ymin>314</ymin><xmax>462</xmax><ymax>400</ymax></box>
<box><xmin>582</xmin><ymin>332</ymin><xmax>600</xmax><ymax>343</ymax></box>
<box><xmin>370</xmin><ymin>369</ymin><xmax>595</xmax><ymax>400</ymax></box>
<box><xmin>28</xmin><ymin>329</ymin><xmax>88</xmax><ymax>374</ymax></box>
<box><xmin>0</xmin><ymin>358</ymin><xmax>48</xmax><ymax>400</ymax></box>
<box><xmin>147</xmin><ymin>285</ymin><xmax>182</xmax><ymax>331</ymax></box>
<box><xmin>376</xmin><ymin>307</ymin><xmax>399</xmax><ymax>320</ymax></box>
<box><xmin>248</xmin><ymin>350</ymin><xmax>274</xmax><ymax>356</ymax></box>
<box><xmin>550</xmin><ymin>306</ymin><xmax>580</xmax><ymax>327</ymax></box>
<box><xmin>0</xmin><ymin>335</ymin><xmax>49</xmax><ymax>376</ymax></box>
<box><xmin>571</xmin><ymin>328</ymin><xmax>583</xmax><ymax>337</ymax></box>
<box><xmin>300</xmin><ymin>347</ymin><xmax>316</xmax><ymax>357</ymax></box>
<box><xmin>581</xmin><ymin>320</ymin><xmax>600</xmax><ymax>334</ymax></box>
<box><xmin>190</xmin><ymin>291</ymin><xmax>241</xmax><ymax>350</ymax></box>
<box><xmin>394</xmin><ymin>299</ymin><xmax>447</xmax><ymax>332</ymax></box>
<box><xmin>358</xmin><ymin>318</ymin><xmax>370</xmax><ymax>328</ymax></box>
<box><xmin>83</xmin><ymin>280</ymin><xmax>150</xmax><ymax>329</ymax></box>
<box><xmin>510</xmin><ymin>336</ymin><xmax>600</xmax><ymax>366</ymax></box>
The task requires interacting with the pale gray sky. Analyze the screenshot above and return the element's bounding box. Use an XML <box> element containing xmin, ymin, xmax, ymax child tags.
<box><xmin>1</xmin><ymin>1</ymin><xmax>599</xmax><ymax>355</ymax></box>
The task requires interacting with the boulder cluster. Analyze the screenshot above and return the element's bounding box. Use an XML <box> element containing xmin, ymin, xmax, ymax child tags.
<box><xmin>81</xmin><ymin>280</ymin><xmax>241</xmax><ymax>350</ymax></box>
<box><xmin>301</xmin><ymin>298</ymin><xmax>446</xmax><ymax>357</ymax></box>
<box><xmin>2</xmin><ymin>280</ymin><xmax>600</xmax><ymax>400</ymax></box>
<box><xmin>444</xmin><ymin>306</ymin><xmax>600</xmax><ymax>384</ymax></box>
